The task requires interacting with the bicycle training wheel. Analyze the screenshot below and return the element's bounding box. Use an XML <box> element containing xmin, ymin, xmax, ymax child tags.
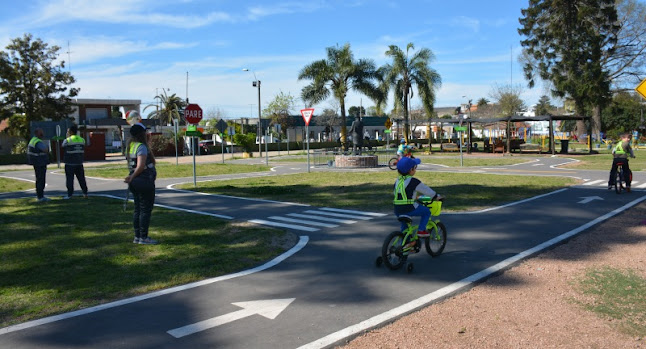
<box><xmin>425</xmin><ymin>222</ymin><xmax>447</xmax><ymax>257</ymax></box>
<box><xmin>381</xmin><ymin>231</ymin><xmax>407</xmax><ymax>270</ymax></box>
<box><xmin>615</xmin><ymin>167</ymin><xmax>623</xmax><ymax>194</ymax></box>
<box><xmin>388</xmin><ymin>158</ymin><xmax>398</xmax><ymax>170</ymax></box>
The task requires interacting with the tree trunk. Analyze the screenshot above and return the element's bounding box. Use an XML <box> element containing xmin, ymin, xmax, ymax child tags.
<box><xmin>340</xmin><ymin>99</ymin><xmax>348</xmax><ymax>151</ymax></box>
<box><xmin>592</xmin><ymin>104</ymin><xmax>602</xmax><ymax>142</ymax></box>
<box><xmin>403</xmin><ymin>92</ymin><xmax>410</xmax><ymax>142</ymax></box>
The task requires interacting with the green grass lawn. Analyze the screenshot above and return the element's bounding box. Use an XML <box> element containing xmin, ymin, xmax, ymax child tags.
<box><xmin>0</xmin><ymin>177</ymin><xmax>33</xmax><ymax>193</ymax></box>
<box><xmin>0</xmin><ymin>197</ymin><xmax>292</xmax><ymax>328</ymax></box>
<box><xmin>84</xmin><ymin>162</ymin><xmax>271</xmax><ymax>179</ymax></box>
<box><xmin>178</xmin><ymin>172</ymin><xmax>577</xmax><ymax>212</ymax></box>
<box><xmin>573</xmin><ymin>266</ymin><xmax>646</xmax><ymax>336</ymax></box>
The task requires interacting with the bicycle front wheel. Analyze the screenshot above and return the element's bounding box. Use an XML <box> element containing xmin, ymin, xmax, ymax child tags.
<box><xmin>388</xmin><ymin>158</ymin><xmax>398</xmax><ymax>170</ymax></box>
<box><xmin>425</xmin><ymin>222</ymin><xmax>447</xmax><ymax>257</ymax></box>
<box><xmin>381</xmin><ymin>231</ymin><xmax>407</xmax><ymax>270</ymax></box>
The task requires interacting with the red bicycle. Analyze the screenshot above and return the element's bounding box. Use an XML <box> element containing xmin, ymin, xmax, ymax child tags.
<box><xmin>388</xmin><ymin>149</ymin><xmax>415</xmax><ymax>170</ymax></box>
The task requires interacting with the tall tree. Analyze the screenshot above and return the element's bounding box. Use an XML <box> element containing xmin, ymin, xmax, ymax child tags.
<box><xmin>488</xmin><ymin>83</ymin><xmax>526</xmax><ymax>116</ymax></box>
<box><xmin>144</xmin><ymin>90</ymin><xmax>186</xmax><ymax>125</ymax></box>
<box><xmin>519</xmin><ymin>0</ymin><xmax>619</xmax><ymax>137</ymax></box>
<box><xmin>298</xmin><ymin>43</ymin><xmax>381</xmax><ymax>148</ymax></box>
<box><xmin>379</xmin><ymin>43</ymin><xmax>441</xmax><ymax>142</ymax></box>
<box><xmin>348</xmin><ymin>106</ymin><xmax>366</xmax><ymax>117</ymax></box>
<box><xmin>0</xmin><ymin>34</ymin><xmax>79</xmax><ymax>139</ymax></box>
<box><xmin>535</xmin><ymin>95</ymin><xmax>555</xmax><ymax>116</ymax></box>
<box><xmin>262</xmin><ymin>91</ymin><xmax>296</xmax><ymax>137</ymax></box>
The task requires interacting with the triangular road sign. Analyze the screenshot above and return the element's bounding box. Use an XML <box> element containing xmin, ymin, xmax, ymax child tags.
<box><xmin>300</xmin><ymin>108</ymin><xmax>314</xmax><ymax>126</ymax></box>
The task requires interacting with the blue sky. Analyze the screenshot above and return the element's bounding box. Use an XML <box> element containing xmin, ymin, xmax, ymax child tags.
<box><xmin>0</xmin><ymin>0</ymin><xmax>547</xmax><ymax>119</ymax></box>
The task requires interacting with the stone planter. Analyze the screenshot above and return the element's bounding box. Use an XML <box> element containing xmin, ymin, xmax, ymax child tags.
<box><xmin>334</xmin><ymin>155</ymin><xmax>378</xmax><ymax>168</ymax></box>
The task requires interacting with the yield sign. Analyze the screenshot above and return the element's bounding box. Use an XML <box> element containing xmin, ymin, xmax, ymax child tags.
<box><xmin>636</xmin><ymin>78</ymin><xmax>646</xmax><ymax>100</ymax></box>
<box><xmin>301</xmin><ymin>108</ymin><xmax>314</xmax><ymax>126</ymax></box>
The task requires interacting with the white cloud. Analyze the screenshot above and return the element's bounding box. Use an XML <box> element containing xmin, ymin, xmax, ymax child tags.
<box><xmin>451</xmin><ymin>16</ymin><xmax>480</xmax><ymax>33</ymax></box>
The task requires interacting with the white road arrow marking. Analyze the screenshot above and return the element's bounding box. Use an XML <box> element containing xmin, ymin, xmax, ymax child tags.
<box><xmin>167</xmin><ymin>298</ymin><xmax>295</xmax><ymax>338</ymax></box>
<box><xmin>578</xmin><ymin>196</ymin><xmax>603</xmax><ymax>204</ymax></box>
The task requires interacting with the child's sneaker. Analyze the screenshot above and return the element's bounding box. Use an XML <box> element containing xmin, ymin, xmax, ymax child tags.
<box><xmin>417</xmin><ymin>230</ymin><xmax>429</xmax><ymax>238</ymax></box>
<box><xmin>138</xmin><ymin>237</ymin><xmax>159</xmax><ymax>245</ymax></box>
<box><xmin>133</xmin><ymin>237</ymin><xmax>141</xmax><ymax>244</ymax></box>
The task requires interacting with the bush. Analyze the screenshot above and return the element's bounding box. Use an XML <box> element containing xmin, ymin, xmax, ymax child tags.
<box><xmin>11</xmin><ymin>140</ymin><xmax>27</xmax><ymax>155</ymax></box>
<box><xmin>234</xmin><ymin>133</ymin><xmax>257</xmax><ymax>153</ymax></box>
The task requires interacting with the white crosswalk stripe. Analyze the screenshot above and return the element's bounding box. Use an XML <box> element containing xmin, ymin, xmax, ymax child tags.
<box><xmin>583</xmin><ymin>179</ymin><xmax>604</xmax><ymax>186</ymax></box>
<box><xmin>269</xmin><ymin>216</ymin><xmax>339</xmax><ymax>228</ymax></box>
<box><xmin>248</xmin><ymin>219</ymin><xmax>319</xmax><ymax>232</ymax></box>
<box><xmin>249</xmin><ymin>208</ymin><xmax>383</xmax><ymax>231</ymax></box>
<box><xmin>303</xmin><ymin>210</ymin><xmax>373</xmax><ymax>220</ymax></box>
<box><xmin>286</xmin><ymin>213</ymin><xmax>357</xmax><ymax>224</ymax></box>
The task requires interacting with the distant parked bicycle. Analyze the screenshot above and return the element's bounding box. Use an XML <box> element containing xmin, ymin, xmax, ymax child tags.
<box><xmin>376</xmin><ymin>196</ymin><xmax>447</xmax><ymax>273</ymax></box>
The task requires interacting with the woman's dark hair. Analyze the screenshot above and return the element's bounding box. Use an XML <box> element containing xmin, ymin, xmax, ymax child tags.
<box><xmin>128</xmin><ymin>128</ymin><xmax>156</xmax><ymax>165</ymax></box>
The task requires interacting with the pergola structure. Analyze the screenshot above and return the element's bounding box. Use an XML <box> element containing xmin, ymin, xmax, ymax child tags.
<box><xmin>420</xmin><ymin>115</ymin><xmax>593</xmax><ymax>155</ymax></box>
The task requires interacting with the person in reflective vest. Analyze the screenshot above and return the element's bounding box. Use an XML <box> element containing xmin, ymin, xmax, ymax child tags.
<box><xmin>394</xmin><ymin>157</ymin><xmax>442</xmax><ymax>240</ymax></box>
<box><xmin>27</xmin><ymin>128</ymin><xmax>50</xmax><ymax>202</ymax></box>
<box><xmin>608</xmin><ymin>132</ymin><xmax>635</xmax><ymax>191</ymax></box>
<box><xmin>124</xmin><ymin>124</ymin><xmax>158</xmax><ymax>245</ymax></box>
<box><xmin>62</xmin><ymin>124</ymin><xmax>88</xmax><ymax>199</ymax></box>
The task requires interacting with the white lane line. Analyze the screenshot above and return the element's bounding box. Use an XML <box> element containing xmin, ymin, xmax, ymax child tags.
<box><xmin>0</xmin><ymin>175</ymin><xmax>35</xmax><ymax>183</ymax></box>
<box><xmin>443</xmin><ymin>188</ymin><xmax>569</xmax><ymax>215</ymax></box>
<box><xmin>98</xmin><ymin>194</ymin><xmax>234</xmax><ymax>219</ymax></box>
<box><xmin>165</xmin><ymin>187</ymin><xmax>309</xmax><ymax>207</ymax></box>
<box><xmin>637</xmin><ymin>183</ymin><xmax>646</xmax><ymax>188</ymax></box>
<box><xmin>249</xmin><ymin>219</ymin><xmax>319</xmax><ymax>232</ymax></box>
<box><xmin>287</xmin><ymin>213</ymin><xmax>357</xmax><ymax>224</ymax></box>
<box><xmin>583</xmin><ymin>179</ymin><xmax>604</xmax><ymax>186</ymax></box>
<box><xmin>532</xmin><ymin>164</ymin><xmax>544</xmax><ymax>166</ymax></box>
<box><xmin>318</xmin><ymin>207</ymin><xmax>387</xmax><ymax>217</ymax></box>
<box><xmin>269</xmin><ymin>216</ymin><xmax>339</xmax><ymax>228</ymax></box>
<box><xmin>298</xmin><ymin>194</ymin><xmax>646</xmax><ymax>349</ymax></box>
<box><xmin>0</xmin><ymin>236</ymin><xmax>309</xmax><ymax>336</ymax></box>
<box><xmin>303</xmin><ymin>210</ymin><xmax>372</xmax><ymax>220</ymax></box>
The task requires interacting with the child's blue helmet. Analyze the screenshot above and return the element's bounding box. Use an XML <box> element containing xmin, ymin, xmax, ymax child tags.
<box><xmin>397</xmin><ymin>157</ymin><xmax>421</xmax><ymax>175</ymax></box>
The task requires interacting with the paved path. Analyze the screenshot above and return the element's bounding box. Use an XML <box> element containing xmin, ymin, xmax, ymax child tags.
<box><xmin>1</xmin><ymin>154</ymin><xmax>644</xmax><ymax>348</ymax></box>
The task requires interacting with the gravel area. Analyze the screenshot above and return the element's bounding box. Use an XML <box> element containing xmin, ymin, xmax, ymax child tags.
<box><xmin>340</xmin><ymin>201</ymin><xmax>646</xmax><ymax>349</ymax></box>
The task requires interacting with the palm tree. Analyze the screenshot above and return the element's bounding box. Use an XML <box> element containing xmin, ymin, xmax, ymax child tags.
<box><xmin>379</xmin><ymin>43</ymin><xmax>441</xmax><ymax>142</ymax></box>
<box><xmin>144</xmin><ymin>91</ymin><xmax>187</xmax><ymax>125</ymax></box>
<box><xmin>298</xmin><ymin>43</ymin><xmax>381</xmax><ymax>148</ymax></box>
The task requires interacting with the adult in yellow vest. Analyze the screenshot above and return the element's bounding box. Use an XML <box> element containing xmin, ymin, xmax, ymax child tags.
<box><xmin>608</xmin><ymin>133</ymin><xmax>635</xmax><ymax>192</ymax></box>
<box><xmin>124</xmin><ymin>124</ymin><xmax>158</xmax><ymax>245</ymax></box>
<box><xmin>27</xmin><ymin>128</ymin><xmax>50</xmax><ymax>202</ymax></box>
<box><xmin>62</xmin><ymin>124</ymin><xmax>88</xmax><ymax>199</ymax></box>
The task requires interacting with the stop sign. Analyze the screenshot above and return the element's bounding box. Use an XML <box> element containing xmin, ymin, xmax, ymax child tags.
<box><xmin>184</xmin><ymin>104</ymin><xmax>203</xmax><ymax>124</ymax></box>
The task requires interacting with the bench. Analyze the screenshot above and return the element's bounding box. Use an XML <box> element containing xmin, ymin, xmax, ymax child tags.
<box><xmin>441</xmin><ymin>143</ymin><xmax>459</xmax><ymax>152</ymax></box>
<box><xmin>519</xmin><ymin>143</ymin><xmax>543</xmax><ymax>153</ymax></box>
<box><xmin>492</xmin><ymin>140</ymin><xmax>505</xmax><ymax>153</ymax></box>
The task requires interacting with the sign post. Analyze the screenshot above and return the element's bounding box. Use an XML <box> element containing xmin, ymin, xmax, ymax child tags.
<box><xmin>184</xmin><ymin>104</ymin><xmax>203</xmax><ymax>187</ymax></box>
<box><xmin>454</xmin><ymin>126</ymin><xmax>467</xmax><ymax>167</ymax></box>
<box><xmin>53</xmin><ymin>125</ymin><xmax>64</xmax><ymax>168</ymax></box>
<box><xmin>301</xmin><ymin>108</ymin><xmax>314</xmax><ymax>173</ymax></box>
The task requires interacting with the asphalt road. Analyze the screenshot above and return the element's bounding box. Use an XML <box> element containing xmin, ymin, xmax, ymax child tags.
<box><xmin>1</xmin><ymin>155</ymin><xmax>644</xmax><ymax>348</ymax></box>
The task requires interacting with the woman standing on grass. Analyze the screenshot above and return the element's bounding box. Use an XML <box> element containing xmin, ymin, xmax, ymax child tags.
<box><xmin>124</xmin><ymin>124</ymin><xmax>158</xmax><ymax>245</ymax></box>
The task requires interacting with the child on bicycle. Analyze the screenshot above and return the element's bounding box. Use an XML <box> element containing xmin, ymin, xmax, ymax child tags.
<box><xmin>397</xmin><ymin>139</ymin><xmax>414</xmax><ymax>159</ymax></box>
<box><xmin>608</xmin><ymin>133</ymin><xmax>635</xmax><ymax>192</ymax></box>
<box><xmin>394</xmin><ymin>157</ymin><xmax>442</xmax><ymax>243</ymax></box>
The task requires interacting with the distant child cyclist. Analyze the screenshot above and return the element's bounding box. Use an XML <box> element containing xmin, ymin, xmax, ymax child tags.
<box><xmin>608</xmin><ymin>132</ymin><xmax>635</xmax><ymax>192</ymax></box>
<box><xmin>397</xmin><ymin>139</ymin><xmax>414</xmax><ymax>159</ymax></box>
<box><xmin>393</xmin><ymin>157</ymin><xmax>443</xmax><ymax>246</ymax></box>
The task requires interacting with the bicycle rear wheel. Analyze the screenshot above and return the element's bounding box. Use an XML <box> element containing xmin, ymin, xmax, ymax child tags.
<box><xmin>425</xmin><ymin>222</ymin><xmax>447</xmax><ymax>257</ymax></box>
<box><xmin>615</xmin><ymin>166</ymin><xmax>624</xmax><ymax>194</ymax></box>
<box><xmin>381</xmin><ymin>231</ymin><xmax>407</xmax><ymax>270</ymax></box>
<box><xmin>388</xmin><ymin>158</ymin><xmax>398</xmax><ymax>170</ymax></box>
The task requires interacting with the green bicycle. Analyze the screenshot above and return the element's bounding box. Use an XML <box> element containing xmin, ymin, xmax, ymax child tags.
<box><xmin>375</xmin><ymin>196</ymin><xmax>447</xmax><ymax>273</ymax></box>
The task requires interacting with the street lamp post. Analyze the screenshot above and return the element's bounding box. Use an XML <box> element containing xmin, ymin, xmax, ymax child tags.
<box><xmin>243</xmin><ymin>69</ymin><xmax>268</xmax><ymax>165</ymax></box>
